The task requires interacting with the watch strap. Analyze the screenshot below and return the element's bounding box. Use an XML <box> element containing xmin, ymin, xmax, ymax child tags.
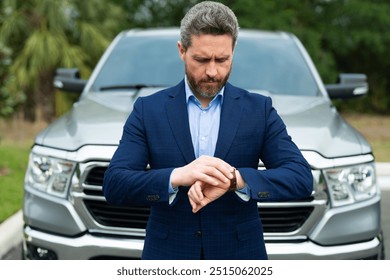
<box><xmin>228</xmin><ymin>168</ymin><xmax>237</xmax><ymax>191</ymax></box>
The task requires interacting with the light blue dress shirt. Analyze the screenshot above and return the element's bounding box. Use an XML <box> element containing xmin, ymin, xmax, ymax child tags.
<box><xmin>169</xmin><ymin>77</ymin><xmax>249</xmax><ymax>203</ymax></box>
<box><xmin>186</xmin><ymin>79</ymin><xmax>223</xmax><ymax>158</ymax></box>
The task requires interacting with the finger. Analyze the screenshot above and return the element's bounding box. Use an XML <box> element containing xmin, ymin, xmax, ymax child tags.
<box><xmin>188</xmin><ymin>182</ymin><xmax>204</xmax><ymax>203</ymax></box>
<box><xmin>194</xmin><ymin>165</ymin><xmax>232</xmax><ymax>187</ymax></box>
<box><xmin>188</xmin><ymin>193</ymin><xmax>204</xmax><ymax>213</ymax></box>
<box><xmin>200</xmin><ymin>157</ymin><xmax>235</xmax><ymax>182</ymax></box>
<box><xmin>201</xmin><ymin>156</ymin><xmax>233</xmax><ymax>176</ymax></box>
<box><xmin>203</xmin><ymin>166</ymin><xmax>230</xmax><ymax>184</ymax></box>
<box><xmin>192</xmin><ymin>205</ymin><xmax>201</xmax><ymax>213</ymax></box>
<box><xmin>193</xmin><ymin>181</ymin><xmax>205</xmax><ymax>200</ymax></box>
<box><xmin>188</xmin><ymin>196</ymin><xmax>198</xmax><ymax>212</ymax></box>
<box><xmin>197</xmin><ymin>197</ymin><xmax>211</xmax><ymax>210</ymax></box>
<box><xmin>192</xmin><ymin>197</ymin><xmax>209</xmax><ymax>213</ymax></box>
<box><xmin>187</xmin><ymin>188</ymin><xmax>197</xmax><ymax>205</ymax></box>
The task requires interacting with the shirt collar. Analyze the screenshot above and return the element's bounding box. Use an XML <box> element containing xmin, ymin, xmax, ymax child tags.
<box><xmin>184</xmin><ymin>75</ymin><xmax>224</xmax><ymax>106</ymax></box>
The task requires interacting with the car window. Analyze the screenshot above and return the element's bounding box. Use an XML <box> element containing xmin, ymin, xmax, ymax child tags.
<box><xmin>90</xmin><ymin>35</ymin><xmax>184</xmax><ymax>91</ymax></box>
<box><xmin>90</xmin><ymin>33</ymin><xmax>319</xmax><ymax>96</ymax></box>
<box><xmin>230</xmin><ymin>36</ymin><xmax>319</xmax><ymax>96</ymax></box>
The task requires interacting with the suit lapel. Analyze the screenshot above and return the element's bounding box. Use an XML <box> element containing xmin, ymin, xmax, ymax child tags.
<box><xmin>165</xmin><ymin>80</ymin><xmax>196</xmax><ymax>163</ymax></box>
<box><xmin>214</xmin><ymin>83</ymin><xmax>243</xmax><ymax>160</ymax></box>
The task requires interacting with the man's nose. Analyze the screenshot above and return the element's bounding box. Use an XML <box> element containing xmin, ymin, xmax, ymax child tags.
<box><xmin>205</xmin><ymin>61</ymin><xmax>217</xmax><ymax>77</ymax></box>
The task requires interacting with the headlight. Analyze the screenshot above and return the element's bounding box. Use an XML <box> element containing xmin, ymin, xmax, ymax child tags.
<box><xmin>25</xmin><ymin>153</ymin><xmax>76</xmax><ymax>198</ymax></box>
<box><xmin>324</xmin><ymin>163</ymin><xmax>377</xmax><ymax>207</ymax></box>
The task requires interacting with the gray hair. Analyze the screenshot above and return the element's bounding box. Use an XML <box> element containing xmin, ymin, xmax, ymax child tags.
<box><xmin>180</xmin><ymin>1</ymin><xmax>239</xmax><ymax>51</ymax></box>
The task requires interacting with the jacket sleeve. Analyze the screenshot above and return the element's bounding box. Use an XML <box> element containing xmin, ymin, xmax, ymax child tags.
<box><xmin>102</xmin><ymin>97</ymin><xmax>174</xmax><ymax>206</ymax></box>
<box><xmin>239</xmin><ymin>97</ymin><xmax>313</xmax><ymax>202</ymax></box>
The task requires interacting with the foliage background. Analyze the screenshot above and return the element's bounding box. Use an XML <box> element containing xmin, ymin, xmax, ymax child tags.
<box><xmin>0</xmin><ymin>0</ymin><xmax>389</xmax><ymax>122</ymax></box>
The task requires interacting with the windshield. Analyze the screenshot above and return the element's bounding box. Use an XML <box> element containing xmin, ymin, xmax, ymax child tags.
<box><xmin>90</xmin><ymin>31</ymin><xmax>319</xmax><ymax>96</ymax></box>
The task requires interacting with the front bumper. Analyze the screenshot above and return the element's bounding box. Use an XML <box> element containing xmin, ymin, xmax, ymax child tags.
<box><xmin>23</xmin><ymin>225</ymin><xmax>383</xmax><ymax>260</ymax></box>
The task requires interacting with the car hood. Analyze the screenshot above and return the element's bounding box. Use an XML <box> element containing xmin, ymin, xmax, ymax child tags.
<box><xmin>35</xmin><ymin>90</ymin><xmax>371</xmax><ymax>158</ymax></box>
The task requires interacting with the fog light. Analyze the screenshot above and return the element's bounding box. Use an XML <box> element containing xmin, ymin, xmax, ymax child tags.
<box><xmin>27</xmin><ymin>244</ymin><xmax>57</xmax><ymax>260</ymax></box>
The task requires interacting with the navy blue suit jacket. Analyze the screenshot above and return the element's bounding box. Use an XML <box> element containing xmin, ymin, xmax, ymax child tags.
<box><xmin>103</xmin><ymin>80</ymin><xmax>313</xmax><ymax>260</ymax></box>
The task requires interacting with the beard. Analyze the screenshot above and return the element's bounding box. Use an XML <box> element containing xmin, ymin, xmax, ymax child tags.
<box><xmin>186</xmin><ymin>67</ymin><xmax>231</xmax><ymax>100</ymax></box>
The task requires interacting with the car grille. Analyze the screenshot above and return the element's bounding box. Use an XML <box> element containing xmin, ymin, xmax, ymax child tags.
<box><xmin>83</xmin><ymin>166</ymin><xmax>313</xmax><ymax>233</ymax></box>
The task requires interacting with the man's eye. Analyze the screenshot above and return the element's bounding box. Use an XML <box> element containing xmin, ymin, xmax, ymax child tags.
<box><xmin>196</xmin><ymin>58</ymin><xmax>209</xmax><ymax>63</ymax></box>
<box><xmin>194</xmin><ymin>57</ymin><xmax>229</xmax><ymax>63</ymax></box>
<box><xmin>216</xmin><ymin>58</ymin><xmax>228</xmax><ymax>63</ymax></box>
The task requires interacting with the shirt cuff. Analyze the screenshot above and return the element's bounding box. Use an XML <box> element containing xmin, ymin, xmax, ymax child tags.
<box><xmin>168</xmin><ymin>171</ymin><xmax>179</xmax><ymax>204</ymax></box>
<box><xmin>235</xmin><ymin>184</ymin><xmax>250</xmax><ymax>201</ymax></box>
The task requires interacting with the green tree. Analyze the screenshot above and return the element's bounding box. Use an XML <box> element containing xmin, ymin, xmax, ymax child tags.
<box><xmin>119</xmin><ymin>0</ymin><xmax>198</xmax><ymax>28</ymax></box>
<box><xmin>223</xmin><ymin>0</ymin><xmax>339</xmax><ymax>83</ymax></box>
<box><xmin>319</xmin><ymin>0</ymin><xmax>390</xmax><ymax>113</ymax></box>
<box><xmin>0</xmin><ymin>0</ymin><xmax>126</xmax><ymax>122</ymax></box>
<box><xmin>0</xmin><ymin>42</ymin><xmax>25</xmax><ymax>120</ymax></box>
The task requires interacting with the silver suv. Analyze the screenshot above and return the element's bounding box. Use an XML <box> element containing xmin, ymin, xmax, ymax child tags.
<box><xmin>22</xmin><ymin>28</ymin><xmax>384</xmax><ymax>260</ymax></box>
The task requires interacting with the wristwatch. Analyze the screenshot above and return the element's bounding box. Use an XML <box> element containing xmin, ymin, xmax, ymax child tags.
<box><xmin>228</xmin><ymin>168</ymin><xmax>237</xmax><ymax>191</ymax></box>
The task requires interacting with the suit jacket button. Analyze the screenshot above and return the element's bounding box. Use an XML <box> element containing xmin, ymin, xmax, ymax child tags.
<box><xmin>195</xmin><ymin>231</ymin><xmax>202</xmax><ymax>238</ymax></box>
<box><xmin>257</xmin><ymin>192</ymin><xmax>270</xmax><ymax>199</ymax></box>
<box><xmin>146</xmin><ymin>194</ymin><xmax>160</xmax><ymax>201</ymax></box>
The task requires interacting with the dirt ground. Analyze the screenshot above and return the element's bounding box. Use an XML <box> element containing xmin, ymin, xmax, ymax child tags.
<box><xmin>0</xmin><ymin>117</ymin><xmax>48</xmax><ymax>146</ymax></box>
<box><xmin>341</xmin><ymin>113</ymin><xmax>390</xmax><ymax>141</ymax></box>
<box><xmin>341</xmin><ymin>113</ymin><xmax>390</xmax><ymax>161</ymax></box>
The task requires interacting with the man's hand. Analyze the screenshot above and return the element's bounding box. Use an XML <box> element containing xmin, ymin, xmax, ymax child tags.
<box><xmin>188</xmin><ymin>168</ymin><xmax>245</xmax><ymax>213</ymax></box>
<box><xmin>187</xmin><ymin>179</ymin><xmax>230</xmax><ymax>213</ymax></box>
<box><xmin>170</xmin><ymin>155</ymin><xmax>233</xmax><ymax>188</ymax></box>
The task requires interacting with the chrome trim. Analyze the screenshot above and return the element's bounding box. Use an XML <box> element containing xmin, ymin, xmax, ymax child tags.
<box><xmin>301</xmin><ymin>151</ymin><xmax>374</xmax><ymax>169</ymax></box>
<box><xmin>32</xmin><ymin>145</ymin><xmax>374</xmax><ymax>169</ymax></box>
<box><xmin>32</xmin><ymin>145</ymin><xmax>117</xmax><ymax>162</ymax></box>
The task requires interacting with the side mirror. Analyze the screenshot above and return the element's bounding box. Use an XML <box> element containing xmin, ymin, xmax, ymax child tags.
<box><xmin>53</xmin><ymin>68</ymin><xmax>87</xmax><ymax>93</ymax></box>
<box><xmin>325</xmin><ymin>73</ymin><xmax>368</xmax><ymax>100</ymax></box>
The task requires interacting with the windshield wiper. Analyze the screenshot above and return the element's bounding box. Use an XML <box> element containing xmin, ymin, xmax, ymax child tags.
<box><xmin>99</xmin><ymin>84</ymin><xmax>168</xmax><ymax>91</ymax></box>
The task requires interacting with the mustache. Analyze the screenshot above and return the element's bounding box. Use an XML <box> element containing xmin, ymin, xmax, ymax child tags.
<box><xmin>201</xmin><ymin>77</ymin><xmax>222</xmax><ymax>83</ymax></box>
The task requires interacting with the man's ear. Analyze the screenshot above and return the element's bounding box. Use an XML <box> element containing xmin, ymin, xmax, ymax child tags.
<box><xmin>177</xmin><ymin>41</ymin><xmax>186</xmax><ymax>61</ymax></box>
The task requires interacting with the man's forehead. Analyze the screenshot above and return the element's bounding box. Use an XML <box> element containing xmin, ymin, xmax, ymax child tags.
<box><xmin>187</xmin><ymin>34</ymin><xmax>234</xmax><ymax>54</ymax></box>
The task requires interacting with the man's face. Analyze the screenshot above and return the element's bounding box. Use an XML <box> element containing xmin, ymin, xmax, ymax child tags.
<box><xmin>178</xmin><ymin>34</ymin><xmax>233</xmax><ymax>104</ymax></box>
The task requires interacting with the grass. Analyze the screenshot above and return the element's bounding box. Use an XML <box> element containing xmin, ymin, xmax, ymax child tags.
<box><xmin>0</xmin><ymin>118</ymin><xmax>46</xmax><ymax>223</ymax></box>
<box><xmin>0</xmin><ymin>144</ymin><xmax>29</xmax><ymax>222</ymax></box>
<box><xmin>0</xmin><ymin>113</ymin><xmax>389</xmax><ymax>223</ymax></box>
